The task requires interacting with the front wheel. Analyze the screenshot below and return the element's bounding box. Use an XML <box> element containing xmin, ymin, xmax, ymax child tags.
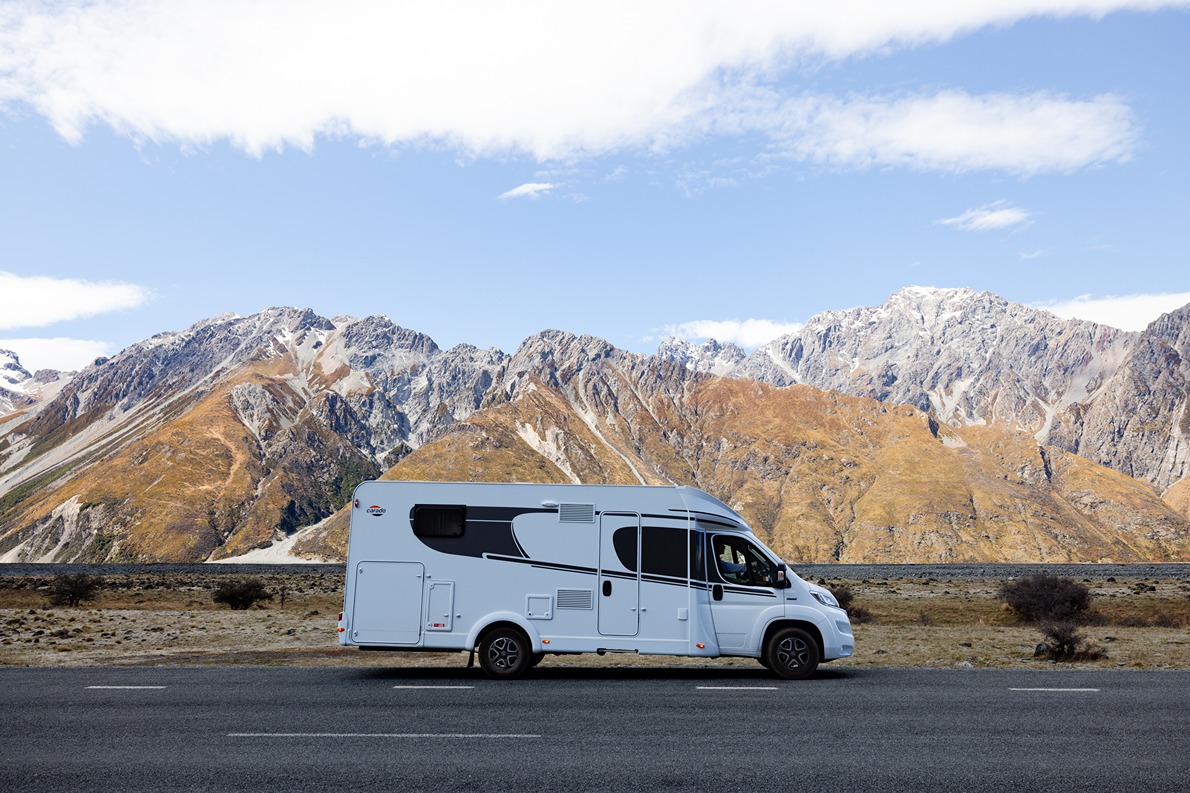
<box><xmin>477</xmin><ymin>627</ymin><xmax>533</xmax><ymax>679</ymax></box>
<box><xmin>763</xmin><ymin>627</ymin><xmax>820</xmax><ymax>680</ymax></box>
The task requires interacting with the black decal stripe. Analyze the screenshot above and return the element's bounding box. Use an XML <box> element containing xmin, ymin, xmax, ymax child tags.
<box><xmin>485</xmin><ymin>554</ymin><xmax>597</xmax><ymax>576</ymax></box>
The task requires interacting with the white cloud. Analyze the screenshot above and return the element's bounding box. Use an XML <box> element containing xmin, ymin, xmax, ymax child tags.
<box><xmin>0</xmin><ymin>337</ymin><xmax>112</xmax><ymax>372</ymax></box>
<box><xmin>939</xmin><ymin>201</ymin><xmax>1034</xmax><ymax>232</ymax></box>
<box><xmin>775</xmin><ymin>91</ymin><xmax>1135</xmax><ymax>175</ymax></box>
<box><xmin>665</xmin><ymin>318</ymin><xmax>804</xmax><ymax>348</ymax></box>
<box><xmin>0</xmin><ymin>1</ymin><xmax>1169</xmax><ymax>171</ymax></box>
<box><xmin>498</xmin><ymin>182</ymin><xmax>555</xmax><ymax>200</ymax></box>
<box><xmin>0</xmin><ymin>271</ymin><xmax>152</xmax><ymax>330</ymax></box>
<box><xmin>1033</xmin><ymin>291</ymin><xmax>1190</xmax><ymax>331</ymax></box>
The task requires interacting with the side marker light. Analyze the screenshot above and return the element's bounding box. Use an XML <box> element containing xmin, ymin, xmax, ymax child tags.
<box><xmin>542</xmin><ymin>639</ymin><xmax>550</xmax><ymax>645</ymax></box>
<box><xmin>696</xmin><ymin>643</ymin><xmax>705</xmax><ymax>649</ymax></box>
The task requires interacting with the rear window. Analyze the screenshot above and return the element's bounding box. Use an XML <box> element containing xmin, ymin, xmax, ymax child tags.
<box><xmin>411</xmin><ymin>505</ymin><xmax>465</xmax><ymax>538</ymax></box>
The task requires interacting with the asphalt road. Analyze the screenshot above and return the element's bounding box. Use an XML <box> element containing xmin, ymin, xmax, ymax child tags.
<box><xmin>1</xmin><ymin>666</ymin><xmax>1186</xmax><ymax>792</ymax></box>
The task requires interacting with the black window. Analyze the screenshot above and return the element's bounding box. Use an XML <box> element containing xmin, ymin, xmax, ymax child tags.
<box><xmin>412</xmin><ymin>505</ymin><xmax>465</xmax><ymax>538</ymax></box>
<box><xmin>612</xmin><ymin>525</ymin><xmax>690</xmax><ymax>579</ymax></box>
<box><xmin>641</xmin><ymin>526</ymin><xmax>687</xmax><ymax>579</ymax></box>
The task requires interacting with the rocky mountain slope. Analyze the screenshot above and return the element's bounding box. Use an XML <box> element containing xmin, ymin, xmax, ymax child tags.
<box><xmin>0</xmin><ymin>309</ymin><xmax>505</xmax><ymax>562</ymax></box>
<box><xmin>3</xmin><ymin>291</ymin><xmax>1188</xmax><ymax>564</ymax></box>
<box><xmin>1048</xmin><ymin>303</ymin><xmax>1190</xmax><ymax>491</ymax></box>
<box><xmin>0</xmin><ymin>350</ymin><xmax>70</xmax><ymax>417</ymax></box>
<box><xmin>296</xmin><ymin>354</ymin><xmax>1190</xmax><ymax>564</ymax></box>
<box><xmin>662</xmin><ymin>287</ymin><xmax>1187</xmax><ymax>496</ymax></box>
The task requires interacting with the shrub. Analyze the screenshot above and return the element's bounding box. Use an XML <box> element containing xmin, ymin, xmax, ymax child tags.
<box><xmin>832</xmin><ymin>585</ymin><xmax>855</xmax><ymax>611</ymax></box>
<box><xmin>1036</xmin><ymin>621</ymin><xmax>1106</xmax><ymax>662</ymax></box>
<box><xmin>212</xmin><ymin>578</ymin><xmax>274</xmax><ymax>610</ymax></box>
<box><xmin>849</xmin><ymin>606</ymin><xmax>875</xmax><ymax>624</ymax></box>
<box><xmin>999</xmin><ymin>574</ymin><xmax>1092</xmax><ymax>623</ymax></box>
<box><xmin>47</xmin><ymin>574</ymin><xmax>101</xmax><ymax>607</ymax></box>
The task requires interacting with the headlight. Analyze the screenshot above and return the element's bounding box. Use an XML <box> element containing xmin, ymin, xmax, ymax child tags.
<box><xmin>811</xmin><ymin>590</ymin><xmax>840</xmax><ymax>608</ymax></box>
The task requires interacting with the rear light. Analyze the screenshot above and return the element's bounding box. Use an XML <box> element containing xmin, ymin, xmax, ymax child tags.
<box><xmin>338</xmin><ymin>612</ymin><xmax>343</xmax><ymax>622</ymax></box>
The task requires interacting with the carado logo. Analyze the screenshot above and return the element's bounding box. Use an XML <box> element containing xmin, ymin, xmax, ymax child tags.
<box><xmin>366</xmin><ymin>505</ymin><xmax>386</xmax><ymax>517</ymax></box>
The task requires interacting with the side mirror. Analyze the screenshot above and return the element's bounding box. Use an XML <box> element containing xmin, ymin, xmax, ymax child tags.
<box><xmin>776</xmin><ymin>565</ymin><xmax>791</xmax><ymax>589</ymax></box>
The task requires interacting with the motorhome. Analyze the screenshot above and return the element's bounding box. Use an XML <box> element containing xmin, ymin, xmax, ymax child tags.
<box><xmin>338</xmin><ymin>481</ymin><xmax>854</xmax><ymax>679</ymax></box>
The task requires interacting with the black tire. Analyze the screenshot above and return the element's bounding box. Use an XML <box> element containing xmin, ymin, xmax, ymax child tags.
<box><xmin>478</xmin><ymin>627</ymin><xmax>533</xmax><ymax>679</ymax></box>
<box><xmin>763</xmin><ymin>627</ymin><xmax>820</xmax><ymax>680</ymax></box>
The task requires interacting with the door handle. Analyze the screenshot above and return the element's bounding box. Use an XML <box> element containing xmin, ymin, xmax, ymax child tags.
<box><xmin>602</xmin><ymin>580</ymin><xmax>612</xmax><ymax>597</ymax></box>
<box><xmin>712</xmin><ymin>584</ymin><xmax>723</xmax><ymax>601</ymax></box>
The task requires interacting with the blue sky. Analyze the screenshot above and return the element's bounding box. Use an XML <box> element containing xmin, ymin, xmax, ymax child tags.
<box><xmin>1</xmin><ymin>1</ymin><xmax>1189</xmax><ymax>371</ymax></box>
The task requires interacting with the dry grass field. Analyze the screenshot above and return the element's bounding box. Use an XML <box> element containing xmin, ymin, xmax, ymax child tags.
<box><xmin>2</xmin><ymin>572</ymin><xmax>1188</xmax><ymax>671</ymax></box>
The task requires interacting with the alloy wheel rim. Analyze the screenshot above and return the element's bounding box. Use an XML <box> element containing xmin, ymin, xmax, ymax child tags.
<box><xmin>489</xmin><ymin>636</ymin><xmax>520</xmax><ymax>669</ymax></box>
<box><xmin>777</xmin><ymin>636</ymin><xmax>809</xmax><ymax>668</ymax></box>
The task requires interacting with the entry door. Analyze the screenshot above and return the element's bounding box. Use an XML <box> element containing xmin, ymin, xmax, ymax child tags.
<box><xmin>707</xmin><ymin>535</ymin><xmax>777</xmax><ymax>650</ymax></box>
<box><xmin>598</xmin><ymin>512</ymin><xmax>640</xmax><ymax>636</ymax></box>
<box><xmin>350</xmin><ymin>561</ymin><xmax>424</xmax><ymax>644</ymax></box>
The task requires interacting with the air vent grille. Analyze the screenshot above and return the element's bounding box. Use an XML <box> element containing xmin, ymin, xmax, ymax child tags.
<box><xmin>559</xmin><ymin>503</ymin><xmax>596</xmax><ymax>523</ymax></box>
<box><xmin>556</xmin><ymin>589</ymin><xmax>594</xmax><ymax>610</ymax></box>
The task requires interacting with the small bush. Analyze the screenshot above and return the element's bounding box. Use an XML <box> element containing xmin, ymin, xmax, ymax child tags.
<box><xmin>849</xmin><ymin>606</ymin><xmax>875</xmax><ymax>624</ymax></box>
<box><xmin>212</xmin><ymin>578</ymin><xmax>274</xmax><ymax>610</ymax></box>
<box><xmin>1037</xmin><ymin>621</ymin><xmax>1106</xmax><ymax>662</ymax></box>
<box><xmin>1153</xmin><ymin>613</ymin><xmax>1184</xmax><ymax>628</ymax></box>
<box><xmin>833</xmin><ymin>585</ymin><xmax>855</xmax><ymax>611</ymax></box>
<box><xmin>999</xmin><ymin>574</ymin><xmax>1092</xmax><ymax>623</ymax></box>
<box><xmin>47</xmin><ymin>574</ymin><xmax>101</xmax><ymax>607</ymax></box>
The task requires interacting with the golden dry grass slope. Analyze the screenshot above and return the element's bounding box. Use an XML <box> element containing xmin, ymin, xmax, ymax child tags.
<box><xmin>0</xmin><ymin>365</ymin><xmax>378</xmax><ymax>563</ymax></box>
<box><xmin>300</xmin><ymin>373</ymin><xmax>1190</xmax><ymax>564</ymax></box>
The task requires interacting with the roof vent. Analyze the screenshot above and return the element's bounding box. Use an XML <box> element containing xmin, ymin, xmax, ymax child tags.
<box><xmin>558</xmin><ymin>503</ymin><xmax>596</xmax><ymax>523</ymax></box>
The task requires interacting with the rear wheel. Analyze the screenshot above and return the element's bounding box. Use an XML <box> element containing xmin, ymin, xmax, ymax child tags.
<box><xmin>764</xmin><ymin>627</ymin><xmax>820</xmax><ymax>680</ymax></box>
<box><xmin>478</xmin><ymin>627</ymin><xmax>533</xmax><ymax>679</ymax></box>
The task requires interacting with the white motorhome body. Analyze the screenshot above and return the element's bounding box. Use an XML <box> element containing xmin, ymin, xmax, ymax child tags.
<box><xmin>338</xmin><ymin>481</ymin><xmax>854</xmax><ymax>678</ymax></box>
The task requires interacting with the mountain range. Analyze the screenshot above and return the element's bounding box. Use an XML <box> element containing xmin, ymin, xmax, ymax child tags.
<box><xmin>1</xmin><ymin>287</ymin><xmax>1187</xmax><ymax>564</ymax></box>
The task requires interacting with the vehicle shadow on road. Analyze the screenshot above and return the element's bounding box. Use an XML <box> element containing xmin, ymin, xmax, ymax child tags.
<box><xmin>349</xmin><ymin>664</ymin><xmax>853</xmax><ymax>683</ymax></box>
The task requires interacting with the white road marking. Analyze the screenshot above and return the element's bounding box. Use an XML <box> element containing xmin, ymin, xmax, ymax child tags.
<box><xmin>1009</xmin><ymin>688</ymin><xmax>1100</xmax><ymax>692</ymax></box>
<box><xmin>229</xmin><ymin>733</ymin><xmax>540</xmax><ymax>738</ymax></box>
<box><xmin>85</xmin><ymin>686</ymin><xmax>167</xmax><ymax>690</ymax></box>
<box><xmin>392</xmin><ymin>685</ymin><xmax>475</xmax><ymax>689</ymax></box>
<box><xmin>696</xmin><ymin>686</ymin><xmax>779</xmax><ymax>691</ymax></box>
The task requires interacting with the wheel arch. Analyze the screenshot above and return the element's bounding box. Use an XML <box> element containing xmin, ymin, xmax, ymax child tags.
<box><xmin>467</xmin><ymin>614</ymin><xmax>538</xmax><ymax>652</ymax></box>
<box><xmin>762</xmin><ymin>619</ymin><xmax>824</xmax><ymax>660</ymax></box>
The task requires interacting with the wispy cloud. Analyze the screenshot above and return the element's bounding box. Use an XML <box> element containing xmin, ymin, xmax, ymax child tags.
<box><xmin>775</xmin><ymin>92</ymin><xmax>1134</xmax><ymax>176</ymax></box>
<box><xmin>0</xmin><ymin>271</ymin><xmax>151</xmax><ymax>330</ymax></box>
<box><xmin>938</xmin><ymin>201</ymin><xmax>1034</xmax><ymax>232</ymax></box>
<box><xmin>1033</xmin><ymin>291</ymin><xmax>1190</xmax><ymax>331</ymax></box>
<box><xmin>665</xmin><ymin>318</ymin><xmax>804</xmax><ymax>348</ymax></box>
<box><xmin>0</xmin><ymin>2</ymin><xmax>1162</xmax><ymax>172</ymax></box>
<box><xmin>0</xmin><ymin>337</ymin><xmax>112</xmax><ymax>372</ymax></box>
<box><xmin>498</xmin><ymin>182</ymin><xmax>555</xmax><ymax>200</ymax></box>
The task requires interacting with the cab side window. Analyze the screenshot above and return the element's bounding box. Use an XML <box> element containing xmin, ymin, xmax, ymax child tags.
<box><xmin>711</xmin><ymin>535</ymin><xmax>775</xmax><ymax>587</ymax></box>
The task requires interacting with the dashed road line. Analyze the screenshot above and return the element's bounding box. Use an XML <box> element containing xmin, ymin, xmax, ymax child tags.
<box><xmin>1009</xmin><ymin>688</ymin><xmax>1100</xmax><ymax>692</ymax></box>
<box><xmin>696</xmin><ymin>686</ymin><xmax>779</xmax><ymax>691</ymax></box>
<box><xmin>229</xmin><ymin>733</ymin><xmax>540</xmax><ymax>739</ymax></box>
